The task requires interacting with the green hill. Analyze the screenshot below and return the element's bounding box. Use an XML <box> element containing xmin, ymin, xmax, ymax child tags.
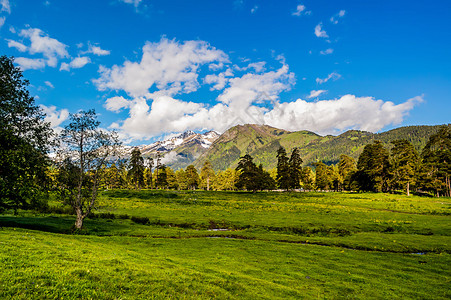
<box><xmin>194</xmin><ymin>124</ymin><xmax>450</xmax><ymax>170</ymax></box>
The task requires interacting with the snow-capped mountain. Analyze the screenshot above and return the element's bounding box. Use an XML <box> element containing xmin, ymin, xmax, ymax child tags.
<box><xmin>139</xmin><ymin>130</ymin><xmax>220</xmax><ymax>155</ymax></box>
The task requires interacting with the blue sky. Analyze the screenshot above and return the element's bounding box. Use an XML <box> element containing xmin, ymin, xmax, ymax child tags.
<box><xmin>1</xmin><ymin>0</ymin><xmax>450</xmax><ymax>144</ymax></box>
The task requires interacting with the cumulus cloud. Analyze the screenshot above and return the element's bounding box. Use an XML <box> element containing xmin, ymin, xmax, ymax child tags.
<box><xmin>316</xmin><ymin>72</ymin><xmax>341</xmax><ymax>84</ymax></box>
<box><xmin>15</xmin><ymin>57</ymin><xmax>46</xmax><ymax>70</ymax></box>
<box><xmin>8</xmin><ymin>28</ymin><xmax>68</xmax><ymax>69</ymax></box>
<box><xmin>331</xmin><ymin>10</ymin><xmax>346</xmax><ymax>24</ymax></box>
<box><xmin>60</xmin><ymin>56</ymin><xmax>90</xmax><ymax>71</ymax></box>
<box><xmin>307</xmin><ymin>90</ymin><xmax>327</xmax><ymax>99</ymax></box>
<box><xmin>314</xmin><ymin>23</ymin><xmax>328</xmax><ymax>38</ymax></box>
<box><xmin>94</xmin><ymin>37</ymin><xmax>229</xmax><ymax>97</ymax></box>
<box><xmin>105</xmin><ymin>96</ymin><xmax>132</xmax><ymax>112</ymax></box>
<box><xmin>264</xmin><ymin>95</ymin><xmax>423</xmax><ymax>135</ymax></box>
<box><xmin>40</xmin><ymin>105</ymin><xmax>69</xmax><ymax>129</ymax></box>
<box><xmin>320</xmin><ymin>48</ymin><xmax>333</xmax><ymax>55</ymax></box>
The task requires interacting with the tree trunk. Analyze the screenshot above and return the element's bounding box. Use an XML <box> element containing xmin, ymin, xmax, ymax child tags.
<box><xmin>207</xmin><ymin>177</ymin><xmax>210</xmax><ymax>191</ymax></box>
<box><xmin>75</xmin><ymin>208</ymin><xmax>84</xmax><ymax>229</ymax></box>
<box><xmin>406</xmin><ymin>182</ymin><xmax>410</xmax><ymax>196</ymax></box>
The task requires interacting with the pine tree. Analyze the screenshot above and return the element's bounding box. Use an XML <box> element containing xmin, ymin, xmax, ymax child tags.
<box><xmin>276</xmin><ymin>146</ymin><xmax>290</xmax><ymax>190</ymax></box>
<box><xmin>236</xmin><ymin>154</ymin><xmax>260</xmax><ymax>192</ymax></box>
<box><xmin>289</xmin><ymin>147</ymin><xmax>303</xmax><ymax>189</ymax></box>
<box><xmin>390</xmin><ymin>139</ymin><xmax>420</xmax><ymax>196</ymax></box>
<box><xmin>338</xmin><ymin>154</ymin><xmax>357</xmax><ymax>191</ymax></box>
<box><xmin>420</xmin><ymin>126</ymin><xmax>451</xmax><ymax>197</ymax></box>
<box><xmin>356</xmin><ymin>141</ymin><xmax>391</xmax><ymax>192</ymax></box>
<box><xmin>128</xmin><ymin>147</ymin><xmax>145</xmax><ymax>190</ymax></box>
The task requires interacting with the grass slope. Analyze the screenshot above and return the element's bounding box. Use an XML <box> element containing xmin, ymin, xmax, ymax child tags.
<box><xmin>194</xmin><ymin>124</ymin><xmax>449</xmax><ymax>170</ymax></box>
<box><xmin>1</xmin><ymin>191</ymin><xmax>450</xmax><ymax>299</ymax></box>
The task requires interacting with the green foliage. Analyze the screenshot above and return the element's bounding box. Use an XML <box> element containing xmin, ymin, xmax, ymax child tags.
<box><xmin>390</xmin><ymin>140</ymin><xmax>420</xmax><ymax>195</ymax></box>
<box><xmin>276</xmin><ymin>146</ymin><xmax>290</xmax><ymax>190</ymax></box>
<box><xmin>185</xmin><ymin>165</ymin><xmax>200</xmax><ymax>190</ymax></box>
<box><xmin>289</xmin><ymin>147</ymin><xmax>303</xmax><ymax>189</ymax></box>
<box><xmin>355</xmin><ymin>141</ymin><xmax>391</xmax><ymax>192</ymax></box>
<box><xmin>200</xmin><ymin>161</ymin><xmax>215</xmax><ymax>190</ymax></box>
<box><xmin>0</xmin><ymin>56</ymin><xmax>53</xmax><ymax>212</ymax></box>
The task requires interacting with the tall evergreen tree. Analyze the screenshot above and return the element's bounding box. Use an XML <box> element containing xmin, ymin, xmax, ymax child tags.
<box><xmin>355</xmin><ymin>141</ymin><xmax>391</xmax><ymax>192</ymax></box>
<box><xmin>145</xmin><ymin>157</ymin><xmax>154</xmax><ymax>189</ymax></box>
<box><xmin>390</xmin><ymin>139</ymin><xmax>420</xmax><ymax>196</ymax></box>
<box><xmin>314</xmin><ymin>161</ymin><xmax>330</xmax><ymax>190</ymax></box>
<box><xmin>276</xmin><ymin>146</ymin><xmax>290</xmax><ymax>190</ymax></box>
<box><xmin>289</xmin><ymin>147</ymin><xmax>303</xmax><ymax>189</ymax></box>
<box><xmin>156</xmin><ymin>165</ymin><xmax>168</xmax><ymax>189</ymax></box>
<box><xmin>420</xmin><ymin>126</ymin><xmax>451</xmax><ymax>197</ymax></box>
<box><xmin>128</xmin><ymin>147</ymin><xmax>145</xmax><ymax>190</ymax></box>
<box><xmin>236</xmin><ymin>154</ymin><xmax>260</xmax><ymax>192</ymax></box>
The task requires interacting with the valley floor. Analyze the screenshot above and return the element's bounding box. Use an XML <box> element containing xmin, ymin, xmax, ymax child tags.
<box><xmin>1</xmin><ymin>191</ymin><xmax>450</xmax><ymax>299</ymax></box>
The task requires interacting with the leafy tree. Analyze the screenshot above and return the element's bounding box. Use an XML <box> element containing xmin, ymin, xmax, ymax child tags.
<box><xmin>420</xmin><ymin>126</ymin><xmax>451</xmax><ymax>197</ymax></box>
<box><xmin>128</xmin><ymin>147</ymin><xmax>145</xmax><ymax>190</ymax></box>
<box><xmin>390</xmin><ymin>139</ymin><xmax>420</xmax><ymax>196</ymax></box>
<box><xmin>155</xmin><ymin>165</ymin><xmax>168</xmax><ymax>189</ymax></box>
<box><xmin>175</xmin><ymin>169</ymin><xmax>188</xmax><ymax>190</ymax></box>
<box><xmin>289</xmin><ymin>147</ymin><xmax>303</xmax><ymax>189</ymax></box>
<box><xmin>314</xmin><ymin>161</ymin><xmax>330</xmax><ymax>190</ymax></box>
<box><xmin>276</xmin><ymin>146</ymin><xmax>290</xmax><ymax>190</ymax></box>
<box><xmin>57</xmin><ymin>109</ymin><xmax>120</xmax><ymax>229</ymax></box>
<box><xmin>355</xmin><ymin>141</ymin><xmax>391</xmax><ymax>192</ymax></box>
<box><xmin>200</xmin><ymin>161</ymin><xmax>216</xmax><ymax>191</ymax></box>
<box><xmin>0</xmin><ymin>56</ymin><xmax>53</xmax><ymax>212</ymax></box>
<box><xmin>300</xmin><ymin>167</ymin><xmax>315</xmax><ymax>190</ymax></box>
<box><xmin>213</xmin><ymin>168</ymin><xmax>238</xmax><ymax>191</ymax></box>
<box><xmin>338</xmin><ymin>154</ymin><xmax>357</xmax><ymax>191</ymax></box>
<box><xmin>185</xmin><ymin>165</ymin><xmax>199</xmax><ymax>190</ymax></box>
<box><xmin>166</xmin><ymin>167</ymin><xmax>178</xmax><ymax>189</ymax></box>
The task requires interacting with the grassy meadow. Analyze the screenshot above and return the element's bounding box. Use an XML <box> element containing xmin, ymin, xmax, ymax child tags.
<box><xmin>1</xmin><ymin>191</ymin><xmax>450</xmax><ymax>299</ymax></box>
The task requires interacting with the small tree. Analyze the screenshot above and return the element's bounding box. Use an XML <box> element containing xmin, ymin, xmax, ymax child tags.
<box><xmin>58</xmin><ymin>110</ymin><xmax>120</xmax><ymax>229</ymax></box>
<box><xmin>200</xmin><ymin>161</ymin><xmax>216</xmax><ymax>191</ymax></box>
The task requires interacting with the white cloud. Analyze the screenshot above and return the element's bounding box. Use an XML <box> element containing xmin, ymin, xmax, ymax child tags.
<box><xmin>292</xmin><ymin>4</ymin><xmax>310</xmax><ymax>16</ymax></box>
<box><xmin>6</xmin><ymin>39</ymin><xmax>27</xmax><ymax>52</ymax></box>
<box><xmin>15</xmin><ymin>57</ymin><xmax>46</xmax><ymax>70</ymax></box>
<box><xmin>40</xmin><ymin>105</ymin><xmax>69</xmax><ymax>128</ymax></box>
<box><xmin>11</xmin><ymin>28</ymin><xmax>69</xmax><ymax>69</ymax></box>
<box><xmin>316</xmin><ymin>72</ymin><xmax>341</xmax><ymax>84</ymax></box>
<box><xmin>251</xmin><ymin>5</ymin><xmax>258</xmax><ymax>13</ymax></box>
<box><xmin>320</xmin><ymin>48</ymin><xmax>334</xmax><ymax>55</ymax></box>
<box><xmin>120</xmin><ymin>0</ymin><xmax>142</xmax><ymax>7</ymax></box>
<box><xmin>60</xmin><ymin>56</ymin><xmax>91</xmax><ymax>71</ymax></box>
<box><xmin>86</xmin><ymin>43</ymin><xmax>110</xmax><ymax>56</ymax></box>
<box><xmin>105</xmin><ymin>96</ymin><xmax>132</xmax><ymax>112</ymax></box>
<box><xmin>43</xmin><ymin>1</ymin><xmax>50</xmax><ymax>6</ymax></box>
<box><xmin>94</xmin><ymin>37</ymin><xmax>229</xmax><ymax>97</ymax></box>
<box><xmin>314</xmin><ymin>23</ymin><xmax>328</xmax><ymax>38</ymax></box>
<box><xmin>0</xmin><ymin>17</ymin><xmax>5</xmax><ymax>28</ymax></box>
<box><xmin>1</xmin><ymin>0</ymin><xmax>10</xmax><ymax>14</ymax></box>
<box><xmin>307</xmin><ymin>90</ymin><xmax>327</xmax><ymax>99</ymax></box>
<box><xmin>264</xmin><ymin>95</ymin><xmax>423</xmax><ymax>135</ymax></box>
<box><xmin>331</xmin><ymin>10</ymin><xmax>346</xmax><ymax>24</ymax></box>
<box><xmin>44</xmin><ymin>81</ymin><xmax>54</xmax><ymax>88</ymax></box>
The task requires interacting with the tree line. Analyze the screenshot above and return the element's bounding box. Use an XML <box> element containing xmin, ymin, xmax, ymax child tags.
<box><xmin>1</xmin><ymin>55</ymin><xmax>450</xmax><ymax>230</ymax></box>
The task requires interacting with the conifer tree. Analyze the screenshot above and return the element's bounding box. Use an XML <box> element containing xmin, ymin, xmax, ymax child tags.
<box><xmin>289</xmin><ymin>147</ymin><xmax>303</xmax><ymax>189</ymax></box>
<box><xmin>128</xmin><ymin>147</ymin><xmax>145</xmax><ymax>190</ymax></box>
<box><xmin>390</xmin><ymin>139</ymin><xmax>420</xmax><ymax>196</ymax></box>
<box><xmin>355</xmin><ymin>141</ymin><xmax>390</xmax><ymax>192</ymax></box>
<box><xmin>276</xmin><ymin>146</ymin><xmax>290</xmax><ymax>190</ymax></box>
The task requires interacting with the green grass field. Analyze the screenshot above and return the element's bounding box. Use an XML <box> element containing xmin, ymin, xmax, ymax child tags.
<box><xmin>1</xmin><ymin>191</ymin><xmax>450</xmax><ymax>299</ymax></box>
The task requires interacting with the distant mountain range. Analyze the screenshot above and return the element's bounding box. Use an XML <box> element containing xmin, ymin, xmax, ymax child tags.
<box><xmin>127</xmin><ymin>124</ymin><xmax>449</xmax><ymax>171</ymax></box>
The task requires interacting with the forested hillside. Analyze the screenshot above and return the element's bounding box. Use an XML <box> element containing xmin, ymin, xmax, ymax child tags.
<box><xmin>194</xmin><ymin>124</ymin><xmax>450</xmax><ymax>170</ymax></box>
